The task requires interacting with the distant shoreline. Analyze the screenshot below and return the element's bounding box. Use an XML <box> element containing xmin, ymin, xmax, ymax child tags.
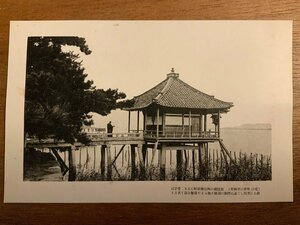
<box><xmin>222</xmin><ymin>123</ymin><xmax>272</xmax><ymax>130</ymax></box>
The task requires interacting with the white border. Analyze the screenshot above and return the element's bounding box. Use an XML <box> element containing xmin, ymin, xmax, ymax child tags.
<box><xmin>4</xmin><ymin>21</ymin><xmax>293</xmax><ymax>203</ymax></box>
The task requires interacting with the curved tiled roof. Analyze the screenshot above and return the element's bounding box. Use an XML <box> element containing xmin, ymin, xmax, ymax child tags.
<box><xmin>127</xmin><ymin>72</ymin><xmax>233</xmax><ymax>111</ymax></box>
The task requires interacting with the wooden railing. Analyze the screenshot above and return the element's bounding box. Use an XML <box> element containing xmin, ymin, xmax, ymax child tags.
<box><xmin>144</xmin><ymin>130</ymin><xmax>219</xmax><ymax>138</ymax></box>
<box><xmin>88</xmin><ymin>132</ymin><xmax>144</xmax><ymax>140</ymax></box>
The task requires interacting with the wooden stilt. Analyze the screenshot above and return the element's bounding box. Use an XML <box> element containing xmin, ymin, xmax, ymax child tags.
<box><xmin>150</xmin><ymin>141</ymin><xmax>158</xmax><ymax>166</ymax></box>
<box><xmin>176</xmin><ymin>150</ymin><xmax>183</xmax><ymax>181</ymax></box>
<box><xmin>142</xmin><ymin>144</ymin><xmax>147</xmax><ymax>165</ymax></box>
<box><xmin>212</xmin><ymin>149</ymin><xmax>215</xmax><ymax>172</ymax></box>
<box><xmin>127</xmin><ymin>148</ymin><xmax>130</xmax><ymax>167</ymax></box>
<box><xmin>79</xmin><ymin>148</ymin><xmax>82</xmax><ymax>166</ymax></box>
<box><xmin>122</xmin><ymin>148</ymin><xmax>124</xmax><ymax>167</ymax></box>
<box><xmin>131</xmin><ymin>145</ymin><xmax>136</xmax><ymax>180</ymax></box>
<box><xmin>159</xmin><ymin>145</ymin><xmax>166</xmax><ymax>180</ymax></box>
<box><xmin>100</xmin><ymin>145</ymin><xmax>106</xmax><ymax>180</ymax></box>
<box><xmin>68</xmin><ymin>145</ymin><xmax>76</xmax><ymax>181</ymax></box>
<box><xmin>137</xmin><ymin>144</ymin><xmax>146</xmax><ymax>180</ymax></box>
<box><xmin>206</xmin><ymin>143</ymin><xmax>209</xmax><ymax>180</ymax></box>
<box><xmin>107</xmin><ymin>145</ymin><xmax>112</xmax><ymax>181</ymax></box>
<box><xmin>93</xmin><ymin>146</ymin><xmax>96</xmax><ymax>169</ymax></box>
<box><xmin>198</xmin><ymin>143</ymin><xmax>203</xmax><ymax>179</ymax></box>
<box><xmin>192</xmin><ymin>149</ymin><xmax>195</xmax><ymax>180</ymax></box>
<box><xmin>86</xmin><ymin>147</ymin><xmax>89</xmax><ymax>169</ymax></box>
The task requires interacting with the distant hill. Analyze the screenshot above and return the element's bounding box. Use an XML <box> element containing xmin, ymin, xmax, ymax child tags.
<box><xmin>211</xmin><ymin>123</ymin><xmax>272</xmax><ymax>155</ymax></box>
<box><xmin>222</xmin><ymin>123</ymin><xmax>272</xmax><ymax>130</ymax></box>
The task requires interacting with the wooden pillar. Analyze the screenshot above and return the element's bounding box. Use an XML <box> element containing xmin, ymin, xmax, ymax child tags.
<box><xmin>204</xmin><ymin>114</ymin><xmax>207</xmax><ymax>134</ymax></box>
<box><xmin>156</xmin><ymin>107</ymin><xmax>160</xmax><ymax>138</ymax></box>
<box><xmin>68</xmin><ymin>145</ymin><xmax>76</xmax><ymax>181</ymax></box>
<box><xmin>131</xmin><ymin>145</ymin><xmax>136</xmax><ymax>180</ymax></box>
<box><xmin>189</xmin><ymin>110</ymin><xmax>192</xmax><ymax>137</ymax></box>
<box><xmin>182</xmin><ymin>114</ymin><xmax>184</xmax><ymax>136</ymax></box>
<box><xmin>198</xmin><ymin>114</ymin><xmax>202</xmax><ymax>136</ymax></box>
<box><xmin>107</xmin><ymin>144</ymin><xmax>112</xmax><ymax>181</ymax></box>
<box><xmin>159</xmin><ymin>144</ymin><xmax>167</xmax><ymax>180</ymax></box>
<box><xmin>176</xmin><ymin>150</ymin><xmax>183</xmax><ymax>181</ymax></box>
<box><xmin>218</xmin><ymin>110</ymin><xmax>221</xmax><ymax>138</ymax></box>
<box><xmin>137</xmin><ymin>110</ymin><xmax>140</xmax><ymax>132</ymax></box>
<box><xmin>144</xmin><ymin>111</ymin><xmax>147</xmax><ymax>133</ymax></box>
<box><xmin>162</xmin><ymin>112</ymin><xmax>165</xmax><ymax>136</ymax></box>
<box><xmin>128</xmin><ymin>111</ymin><xmax>131</xmax><ymax>133</ymax></box>
<box><xmin>100</xmin><ymin>145</ymin><xmax>106</xmax><ymax>179</ymax></box>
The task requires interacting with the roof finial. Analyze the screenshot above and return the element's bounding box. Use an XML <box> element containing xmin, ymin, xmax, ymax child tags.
<box><xmin>167</xmin><ymin>68</ymin><xmax>179</xmax><ymax>78</ymax></box>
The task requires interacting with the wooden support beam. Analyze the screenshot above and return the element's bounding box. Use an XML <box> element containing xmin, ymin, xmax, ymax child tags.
<box><xmin>100</xmin><ymin>145</ymin><xmax>106</xmax><ymax>180</ymax></box>
<box><xmin>68</xmin><ymin>145</ymin><xmax>77</xmax><ymax>181</ymax></box>
<box><xmin>107</xmin><ymin>144</ymin><xmax>112</xmax><ymax>181</ymax></box>
<box><xmin>219</xmin><ymin>139</ymin><xmax>235</xmax><ymax>164</ymax></box>
<box><xmin>112</xmin><ymin>163</ymin><xmax>121</xmax><ymax>178</ymax></box>
<box><xmin>162</xmin><ymin>145</ymin><xmax>199</xmax><ymax>151</ymax></box>
<box><xmin>159</xmin><ymin>144</ymin><xmax>166</xmax><ymax>180</ymax></box>
<box><xmin>51</xmin><ymin>148</ymin><xmax>69</xmax><ymax>176</ymax></box>
<box><xmin>111</xmin><ymin>145</ymin><xmax>126</xmax><ymax>165</ymax></box>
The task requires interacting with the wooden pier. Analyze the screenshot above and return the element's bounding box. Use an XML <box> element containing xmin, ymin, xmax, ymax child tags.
<box><xmin>25</xmin><ymin>69</ymin><xmax>234</xmax><ymax>181</ymax></box>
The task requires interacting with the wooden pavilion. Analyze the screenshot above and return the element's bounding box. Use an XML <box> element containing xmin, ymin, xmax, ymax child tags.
<box><xmin>125</xmin><ymin>68</ymin><xmax>234</xmax><ymax>180</ymax></box>
<box><xmin>126</xmin><ymin>68</ymin><xmax>233</xmax><ymax>140</ymax></box>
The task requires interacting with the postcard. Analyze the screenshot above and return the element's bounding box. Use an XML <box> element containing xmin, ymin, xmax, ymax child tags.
<box><xmin>4</xmin><ymin>20</ymin><xmax>293</xmax><ymax>202</ymax></box>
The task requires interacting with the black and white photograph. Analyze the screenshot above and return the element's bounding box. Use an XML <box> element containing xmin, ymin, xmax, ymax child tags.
<box><xmin>5</xmin><ymin>21</ymin><xmax>292</xmax><ymax>202</ymax></box>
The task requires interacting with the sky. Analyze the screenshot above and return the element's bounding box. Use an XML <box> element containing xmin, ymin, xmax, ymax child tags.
<box><xmin>64</xmin><ymin>21</ymin><xmax>292</xmax><ymax>133</ymax></box>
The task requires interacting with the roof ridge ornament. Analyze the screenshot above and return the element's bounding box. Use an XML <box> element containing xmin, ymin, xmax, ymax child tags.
<box><xmin>167</xmin><ymin>67</ymin><xmax>179</xmax><ymax>78</ymax></box>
